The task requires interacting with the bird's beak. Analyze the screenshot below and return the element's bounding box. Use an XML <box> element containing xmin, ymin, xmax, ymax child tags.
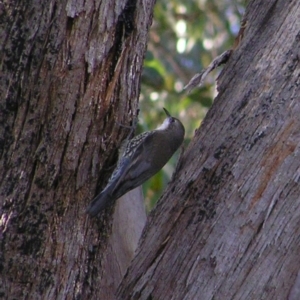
<box><xmin>163</xmin><ymin>107</ymin><xmax>171</xmax><ymax>117</ymax></box>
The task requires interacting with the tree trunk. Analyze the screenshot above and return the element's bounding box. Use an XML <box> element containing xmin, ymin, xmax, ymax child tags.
<box><xmin>118</xmin><ymin>0</ymin><xmax>300</xmax><ymax>299</ymax></box>
<box><xmin>0</xmin><ymin>0</ymin><xmax>152</xmax><ymax>298</ymax></box>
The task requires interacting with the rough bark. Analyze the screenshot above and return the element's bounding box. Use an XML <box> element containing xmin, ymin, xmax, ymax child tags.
<box><xmin>118</xmin><ymin>0</ymin><xmax>300</xmax><ymax>299</ymax></box>
<box><xmin>0</xmin><ymin>0</ymin><xmax>152</xmax><ymax>298</ymax></box>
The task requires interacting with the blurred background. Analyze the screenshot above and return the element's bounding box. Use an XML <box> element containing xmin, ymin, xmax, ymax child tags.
<box><xmin>138</xmin><ymin>0</ymin><xmax>246</xmax><ymax>211</ymax></box>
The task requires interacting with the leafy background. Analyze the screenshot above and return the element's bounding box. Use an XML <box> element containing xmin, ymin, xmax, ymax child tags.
<box><xmin>138</xmin><ymin>0</ymin><xmax>246</xmax><ymax>211</ymax></box>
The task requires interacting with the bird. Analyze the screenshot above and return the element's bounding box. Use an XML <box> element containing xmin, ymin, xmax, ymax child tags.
<box><xmin>86</xmin><ymin>108</ymin><xmax>185</xmax><ymax>217</ymax></box>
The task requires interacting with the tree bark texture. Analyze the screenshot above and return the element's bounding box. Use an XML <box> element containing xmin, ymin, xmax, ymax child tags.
<box><xmin>0</xmin><ymin>0</ymin><xmax>152</xmax><ymax>298</ymax></box>
<box><xmin>118</xmin><ymin>0</ymin><xmax>300</xmax><ymax>299</ymax></box>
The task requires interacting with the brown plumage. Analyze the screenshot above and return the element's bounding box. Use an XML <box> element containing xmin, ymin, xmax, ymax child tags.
<box><xmin>86</xmin><ymin>108</ymin><xmax>185</xmax><ymax>217</ymax></box>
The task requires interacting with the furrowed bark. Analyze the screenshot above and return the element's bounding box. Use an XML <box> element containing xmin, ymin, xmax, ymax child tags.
<box><xmin>118</xmin><ymin>1</ymin><xmax>300</xmax><ymax>299</ymax></box>
<box><xmin>0</xmin><ymin>0</ymin><xmax>153</xmax><ymax>298</ymax></box>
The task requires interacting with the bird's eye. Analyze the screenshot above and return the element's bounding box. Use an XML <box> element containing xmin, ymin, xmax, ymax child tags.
<box><xmin>170</xmin><ymin>117</ymin><xmax>175</xmax><ymax>123</ymax></box>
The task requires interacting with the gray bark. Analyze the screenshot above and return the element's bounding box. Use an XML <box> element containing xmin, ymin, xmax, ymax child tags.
<box><xmin>0</xmin><ymin>0</ymin><xmax>152</xmax><ymax>298</ymax></box>
<box><xmin>118</xmin><ymin>0</ymin><xmax>300</xmax><ymax>299</ymax></box>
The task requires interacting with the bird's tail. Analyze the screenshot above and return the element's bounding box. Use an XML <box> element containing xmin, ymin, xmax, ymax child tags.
<box><xmin>86</xmin><ymin>186</ymin><xmax>113</xmax><ymax>217</ymax></box>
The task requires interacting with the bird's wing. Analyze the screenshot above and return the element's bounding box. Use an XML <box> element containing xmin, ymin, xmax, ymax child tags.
<box><xmin>111</xmin><ymin>132</ymin><xmax>158</xmax><ymax>198</ymax></box>
<box><xmin>86</xmin><ymin>132</ymin><xmax>159</xmax><ymax>216</ymax></box>
<box><xmin>86</xmin><ymin>158</ymin><xmax>131</xmax><ymax>217</ymax></box>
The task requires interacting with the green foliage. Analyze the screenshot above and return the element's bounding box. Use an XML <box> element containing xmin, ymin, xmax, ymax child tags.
<box><xmin>139</xmin><ymin>0</ymin><xmax>246</xmax><ymax>211</ymax></box>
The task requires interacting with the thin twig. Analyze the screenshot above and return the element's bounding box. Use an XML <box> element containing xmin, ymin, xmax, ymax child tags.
<box><xmin>184</xmin><ymin>49</ymin><xmax>232</xmax><ymax>93</ymax></box>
